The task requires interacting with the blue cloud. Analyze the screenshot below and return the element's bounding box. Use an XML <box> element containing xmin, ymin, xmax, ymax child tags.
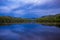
<box><xmin>0</xmin><ymin>0</ymin><xmax>60</xmax><ymax>18</ymax></box>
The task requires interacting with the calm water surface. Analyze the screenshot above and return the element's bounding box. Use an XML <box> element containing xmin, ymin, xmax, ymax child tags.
<box><xmin>0</xmin><ymin>23</ymin><xmax>60</xmax><ymax>40</ymax></box>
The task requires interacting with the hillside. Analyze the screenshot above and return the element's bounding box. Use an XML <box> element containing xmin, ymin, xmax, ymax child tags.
<box><xmin>36</xmin><ymin>13</ymin><xmax>60</xmax><ymax>23</ymax></box>
<box><xmin>0</xmin><ymin>16</ymin><xmax>33</xmax><ymax>24</ymax></box>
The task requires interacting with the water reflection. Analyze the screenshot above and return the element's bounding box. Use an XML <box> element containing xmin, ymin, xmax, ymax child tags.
<box><xmin>41</xmin><ymin>23</ymin><xmax>60</xmax><ymax>27</ymax></box>
<box><xmin>0</xmin><ymin>24</ymin><xmax>60</xmax><ymax>40</ymax></box>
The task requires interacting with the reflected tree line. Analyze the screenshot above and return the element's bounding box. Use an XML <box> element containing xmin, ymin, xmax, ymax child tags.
<box><xmin>35</xmin><ymin>13</ymin><xmax>60</xmax><ymax>27</ymax></box>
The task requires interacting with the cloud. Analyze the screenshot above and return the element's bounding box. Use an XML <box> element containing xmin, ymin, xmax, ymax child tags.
<box><xmin>29</xmin><ymin>8</ymin><xmax>60</xmax><ymax>13</ymax></box>
<box><xmin>0</xmin><ymin>6</ymin><xmax>11</xmax><ymax>13</ymax></box>
<box><xmin>7</xmin><ymin>0</ymin><xmax>53</xmax><ymax>10</ymax></box>
<box><xmin>26</xmin><ymin>8</ymin><xmax>60</xmax><ymax>17</ymax></box>
<box><xmin>7</xmin><ymin>0</ymin><xmax>53</xmax><ymax>5</ymax></box>
<box><xmin>12</xmin><ymin>10</ymin><xmax>25</xmax><ymax>17</ymax></box>
<box><xmin>0</xmin><ymin>0</ymin><xmax>60</xmax><ymax>18</ymax></box>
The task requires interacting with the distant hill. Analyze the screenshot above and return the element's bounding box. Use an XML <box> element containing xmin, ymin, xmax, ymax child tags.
<box><xmin>41</xmin><ymin>14</ymin><xmax>60</xmax><ymax>18</ymax></box>
<box><xmin>36</xmin><ymin>13</ymin><xmax>60</xmax><ymax>23</ymax></box>
<box><xmin>0</xmin><ymin>16</ymin><xmax>35</xmax><ymax>24</ymax></box>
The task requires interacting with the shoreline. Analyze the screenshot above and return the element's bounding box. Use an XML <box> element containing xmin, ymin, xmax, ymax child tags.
<box><xmin>0</xmin><ymin>22</ymin><xmax>60</xmax><ymax>24</ymax></box>
<box><xmin>0</xmin><ymin>22</ymin><xmax>60</xmax><ymax>27</ymax></box>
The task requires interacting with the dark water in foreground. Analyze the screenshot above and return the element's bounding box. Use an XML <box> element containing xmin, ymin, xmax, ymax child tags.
<box><xmin>0</xmin><ymin>24</ymin><xmax>60</xmax><ymax>40</ymax></box>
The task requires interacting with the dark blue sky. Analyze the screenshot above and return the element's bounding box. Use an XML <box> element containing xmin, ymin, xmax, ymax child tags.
<box><xmin>0</xmin><ymin>0</ymin><xmax>60</xmax><ymax>18</ymax></box>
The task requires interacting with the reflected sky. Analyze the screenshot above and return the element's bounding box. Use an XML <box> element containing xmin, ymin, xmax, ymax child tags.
<box><xmin>0</xmin><ymin>24</ymin><xmax>60</xmax><ymax>40</ymax></box>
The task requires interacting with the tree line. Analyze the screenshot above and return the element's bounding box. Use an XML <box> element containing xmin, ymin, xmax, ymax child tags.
<box><xmin>0</xmin><ymin>16</ymin><xmax>33</xmax><ymax>24</ymax></box>
<box><xmin>35</xmin><ymin>14</ymin><xmax>60</xmax><ymax>23</ymax></box>
<box><xmin>0</xmin><ymin>14</ymin><xmax>60</xmax><ymax>24</ymax></box>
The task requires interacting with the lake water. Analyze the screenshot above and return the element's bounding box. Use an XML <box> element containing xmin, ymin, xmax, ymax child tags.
<box><xmin>0</xmin><ymin>23</ymin><xmax>60</xmax><ymax>40</ymax></box>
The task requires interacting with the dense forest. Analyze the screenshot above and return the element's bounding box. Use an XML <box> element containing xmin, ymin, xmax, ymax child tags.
<box><xmin>35</xmin><ymin>14</ymin><xmax>60</xmax><ymax>23</ymax></box>
<box><xmin>0</xmin><ymin>14</ymin><xmax>60</xmax><ymax>25</ymax></box>
<box><xmin>0</xmin><ymin>16</ymin><xmax>33</xmax><ymax>24</ymax></box>
<box><xmin>35</xmin><ymin>14</ymin><xmax>60</xmax><ymax>26</ymax></box>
